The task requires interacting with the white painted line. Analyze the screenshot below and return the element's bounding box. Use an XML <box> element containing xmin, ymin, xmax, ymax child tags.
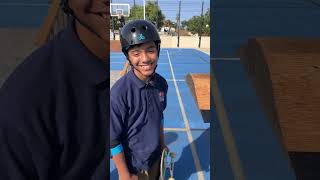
<box><xmin>203</xmin><ymin>51</ymin><xmax>210</xmax><ymax>55</ymax></box>
<box><xmin>164</xmin><ymin>128</ymin><xmax>187</xmax><ymax>131</ymax></box>
<box><xmin>164</xmin><ymin>127</ymin><xmax>208</xmax><ymax>132</ymax></box>
<box><xmin>211</xmin><ymin>57</ymin><xmax>240</xmax><ymax>61</ymax></box>
<box><xmin>213</xmin><ymin>76</ymin><xmax>245</xmax><ymax>180</ymax></box>
<box><xmin>167</xmin><ymin>50</ymin><xmax>205</xmax><ymax>180</ymax></box>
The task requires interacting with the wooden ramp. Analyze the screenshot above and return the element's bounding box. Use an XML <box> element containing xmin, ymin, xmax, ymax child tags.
<box><xmin>186</xmin><ymin>73</ymin><xmax>210</xmax><ymax>123</ymax></box>
<box><xmin>240</xmin><ymin>38</ymin><xmax>320</xmax><ymax>179</ymax></box>
<box><xmin>240</xmin><ymin>38</ymin><xmax>320</xmax><ymax>152</ymax></box>
<box><xmin>110</xmin><ymin>40</ymin><xmax>121</xmax><ymax>52</ymax></box>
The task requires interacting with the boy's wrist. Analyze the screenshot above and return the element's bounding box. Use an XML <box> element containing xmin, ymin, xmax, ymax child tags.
<box><xmin>119</xmin><ymin>171</ymin><xmax>131</xmax><ymax>179</ymax></box>
<box><xmin>120</xmin><ymin>174</ymin><xmax>138</xmax><ymax>180</ymax></box>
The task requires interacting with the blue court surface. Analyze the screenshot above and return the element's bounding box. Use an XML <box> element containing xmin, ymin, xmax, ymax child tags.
<box><xmin>110</xmin><ymin>48</ymin><xmax>211</xmax><ymax>180</ymax></box>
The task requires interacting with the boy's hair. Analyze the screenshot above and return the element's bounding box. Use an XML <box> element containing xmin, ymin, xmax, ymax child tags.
<box><xmin>120</xmin><ymin>20</ymin><xmax>161</xmax><ymax>57</ymax></box>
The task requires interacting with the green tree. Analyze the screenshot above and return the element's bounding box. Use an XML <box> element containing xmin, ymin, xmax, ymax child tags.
<box><xmin>128</xmin><ymin>5</ymin><xmax>144</xmax><ymax>20</ymax></box>
<box><xmin>181</xmin><ymin>20</ymin><xmax>188</xmax><ymax>29</ymax></box>
<box><xmin>203</xmin><ymin>8</ymin><xmax>210</xmax><ymax>36</ymax></box>
<box><xmin>126</xmin><ymin>2</ymin><xmax>165</xmax><ymax>30</ymax></box>
<box><xmin>110</xmin><ymin>17</ymin><xmax>119</xmax><ymax>33</ymax></box>
<box><xmin>145</xmin><ymin>1</ymin><xmax>165</xmax><ymax>30</ymax></box>
<box><xmin>186</xmin><ymin>8</ymin><xmax>210</xmax><ymax>36</ymax></box>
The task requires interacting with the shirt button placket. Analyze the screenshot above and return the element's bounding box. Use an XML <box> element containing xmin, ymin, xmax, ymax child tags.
<box><xmin>147</xmin><ymin>87</ymin><xmax>153</xmax><ymax>113</ymax></box>
<box><xmin>148</xmin><ymin>90</ymin><xmax>151</xmax><ymax>106</ymax></box>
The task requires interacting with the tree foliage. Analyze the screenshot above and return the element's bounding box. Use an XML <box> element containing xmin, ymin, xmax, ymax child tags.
<box><xmin>145</xmin><ymin>2</ymin><xmax>165</xmax><ymax>29</ymax></box>
<box><xmin>128</xmin><ymin>5</ymin><xmax>144</xmax><ymax>20</ymax></box>
<box><xmin>181</xmin><ymin>20</ymin><xmax>188</xmax><ymax>29</ymax></box>
<box><xmin>186</xmin><ymin>8</ymin><xmax>210</xmax><ymax>36</ymax></box>
<box><xmin>127</xmin><ymin>2</ymin><xmax>165</xmax><ymax>30</ymax></box>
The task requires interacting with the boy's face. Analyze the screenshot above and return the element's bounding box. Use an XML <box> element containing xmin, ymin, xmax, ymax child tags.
<box><xmin>128</xmin><ymin>41</ymin><xmax>159</xmax><ymax>81</ymax></box>
<box><xmin>69</xmin><ymin>0</ymin><xmax>109</xmax><ymax>41</ymax></box>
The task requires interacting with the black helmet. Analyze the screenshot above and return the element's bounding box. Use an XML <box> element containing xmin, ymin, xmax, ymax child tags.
<box><xmin>120</xmin><ymin>20</ymin><xmax>161</xmax><ymax>56</ymax></box>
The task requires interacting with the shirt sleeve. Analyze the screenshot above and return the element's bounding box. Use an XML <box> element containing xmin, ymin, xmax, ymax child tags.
<box><xmin>160</xmin><ymin>80</ymin><xmax>168</xmax><ymax>124</ymax></box>
<box><xmin>110</xmin><ymin>94</ymin><xmax>126</xmax><ymax>148</ymax></box>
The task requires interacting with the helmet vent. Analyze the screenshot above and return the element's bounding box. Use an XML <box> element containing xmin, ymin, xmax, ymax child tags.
<box><xmin>131</xmin><ymin>27</ymin><xmax>136</xmax><ymax>33</ymax></box>
<box><xmin>142</xmin><ymin>25</ymin><xmax>148</xmax><ymax>31</ymax></box>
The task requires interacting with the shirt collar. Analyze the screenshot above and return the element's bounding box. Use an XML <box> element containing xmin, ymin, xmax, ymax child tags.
<box><xmin>60</xmin><ymin>18</ymin><xmax>108</xmax><ymax>86</ymax></box>
<box><xmin>128</xmin><ymin>69</ymin><xmax>145</xmax><ymax>88</ymax></box>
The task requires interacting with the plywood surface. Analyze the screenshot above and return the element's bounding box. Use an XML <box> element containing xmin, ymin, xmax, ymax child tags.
<box><xmin>186</xmin><ymin>73</ymin><xmax>210</xmax><ymax>111</ymax></box>
<box><xmin>240</xmin><ymin>38</ymin><xmax>320</xmax><ymax>152</ymax></box>
<box><xmin>110</xmin><ymin>40</ymin><xmax>121</xmax><ymax>52</ymax></box>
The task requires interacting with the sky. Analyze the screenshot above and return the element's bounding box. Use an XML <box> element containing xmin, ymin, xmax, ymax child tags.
<box><xmin>111</xmin><ymin>0</ymin><xmax>210</xmax><ymax>21</ymax></box>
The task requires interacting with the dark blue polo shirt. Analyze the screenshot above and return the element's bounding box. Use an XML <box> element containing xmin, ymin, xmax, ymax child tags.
<box><xmin>110</xmin><ymin>69</ymin><xmax>168</xmax><ymax>173</ymax></box>
<box><xmin>0</xmin><ymin>18</ymin><xmax>109</xmax><ymax>180</ymax></box>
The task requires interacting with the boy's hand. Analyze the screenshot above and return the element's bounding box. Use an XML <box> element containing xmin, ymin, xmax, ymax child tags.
<box><xmin>161</xmin><ymin>144</ymin><xmax>169</xmax><ymax>152</ymax></box>
<box><xmin>130</xmin><ymin>174</ymin><xmax>139</xmax><ymax>180</ymax></box>
<box><xmin>161</xmin><ymin>145</ymin><xmax>176</xmax><ymax>159</ymax></box>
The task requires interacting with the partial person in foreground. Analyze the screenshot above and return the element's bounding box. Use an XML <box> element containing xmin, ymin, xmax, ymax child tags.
<box><xmin>110</xmin><ymin>20</ymin><xmax>169</xmax><ymax>180</ymax></box>
<box><xmin>0</xmin><ymin>0</ymin><xmax>109</xmax><ymax>179</ymax></box>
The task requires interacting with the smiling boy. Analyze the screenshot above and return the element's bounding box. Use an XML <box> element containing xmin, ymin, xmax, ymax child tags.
<box><xmin>110</xmin><ymin>20</ymin><xmax>168</xmax><ymax>180</ymax></box>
